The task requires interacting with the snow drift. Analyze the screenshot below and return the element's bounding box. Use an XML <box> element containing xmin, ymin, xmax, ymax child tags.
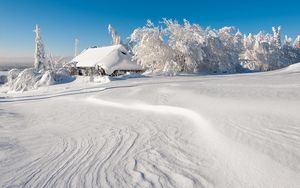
<box><xmin>0</xmin><ymin>66</ymin><xmax>299</xmax><ymax>187</ymax></box>
<box><xmin>7</xmin><ymin>67</ymin><xmax>73</xmax><ymax>92</ymax></box>
<box><xmin>281</xmin><ymin>62</ymin><xmax>300</xmax><ymax>73</ymax></box>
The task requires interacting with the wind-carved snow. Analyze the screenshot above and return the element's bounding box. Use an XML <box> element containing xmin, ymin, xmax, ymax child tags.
<box><xmin>0</xmin><ymin>98</ymin><xmax>214</xmax><ymax>187</ymax></box>
<box><xmin>0</xmin><ymin>64</ymin><xmax>300</xmax><ymax>187</ymax></box>
<box><xmin>85</xmin><ymin>97</ymin><xmax>300</xmax><ymax>187</ymax></box>
<box><xmin>85</xmin><ymin>97</ymin><xmax>217</xmax><ymax>187</ymax></box>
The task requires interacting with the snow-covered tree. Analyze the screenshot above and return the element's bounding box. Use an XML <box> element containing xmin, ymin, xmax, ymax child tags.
<box><xmin>129</xmin><ymin>20</ymin><xmax>175</xmax><ymax>73</ymax></box>
<box><xmin>217</xmin><ymin>26</ymin><xmax>242</xmax><ymax>73</ymax></box>
<box><xmin>284</xmin><ymin>35</ymin><xmax>293</xmax><ymax>46</ymax></box>
<box><xmin>163</xmin><ymin>19</ymin><xmax>206</xmax><ymax>73</ymax></box>
<box><xmin>272</xmin><ymin>26</ymin><xmax>281</xmax><ymax>48</ymax></box>
<box><xmin>128</xmin><ymin>19</ymin><xmax>300</xmax><ymax>75</ymax></box>
<box><xmin>33</xmin><ymin>25</ymin><xmax>45</xmax><ymax>71</ymax></box>
<box><xmin>294</xmin><ymin>35</ymin><xmax>300</xmax><ymax>49</ymax></box>
<box><xmin>108</xmin><ymin>24</ymin><xmax>121</xmax><ymax>45</ymax></box>
<box><xmin>203</xmin><ymin>31</ymin><xmax>225</xmax><ymax>72</ymax></box>
<box><xmin>7</xmin><ymin>25</ymin><xmax>74</xmax><ymax>92</ymax></box>
<box><xmin>234</xmin><ymin>30</ymin><xmax>243</xmax><ymax>50</ymax></box>
<box><xmin>243</xmin><ymin>33</ymin><xmax>254</xmax><ymax>50</ymax></box>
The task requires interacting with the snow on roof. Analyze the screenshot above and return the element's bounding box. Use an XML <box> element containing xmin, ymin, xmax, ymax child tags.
<box><xmin>71</xmin><ymin>44</ymin><xmax>143</xmax><ymax>75</ymax></box>
<box><xmin>71</xmin><ymin>44</ymin><xmax>126</xmax><ymax>68</ymax></box>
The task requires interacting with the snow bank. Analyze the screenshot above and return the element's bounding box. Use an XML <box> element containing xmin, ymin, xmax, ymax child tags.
<box><xmin>54</xmin><ymin>68</ymin><xmax>75</xmax><ymax>83</ymax></box>
<box><xmin>112</xmin><ymin>72</ymin><xmax>146</xmax><ymax>80</ymax></box>
<box><xmin>35</xmin><ymin>70</ymin><xmax>55</xmax><ymax>87</ymax></box>
<box><xmin>7</xmin><ymin>68</ymin><xmax>74</xmax><ymax>92</ymax></box>
<box><xmin>92</xmin><ymin>75</ymin><xmax>111</xmax><ymax>83</ymax></box>
<box><xmin>282</xmin><ymin>62</ymin><xmax>300</xmax><ymax>73</ymax></box>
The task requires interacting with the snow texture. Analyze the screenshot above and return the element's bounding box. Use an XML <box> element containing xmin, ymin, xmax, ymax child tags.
<box><xmin>0</xmin><ymin>63</ymin><xmax>299</xmax><ymax>187</ymax></box>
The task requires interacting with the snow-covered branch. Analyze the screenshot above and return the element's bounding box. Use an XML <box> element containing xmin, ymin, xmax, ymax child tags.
<box><xmin>129</xmin><ymin>19</ymin><xmax>300</xmax><ymax>74</ymax></box>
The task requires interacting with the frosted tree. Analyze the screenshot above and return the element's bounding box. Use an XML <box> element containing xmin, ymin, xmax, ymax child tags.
<box><xmin>294</xmin><ymin>35</ymin><xmax>300</xmax><ymax>48</ymax></box>
<box><xmin>252</xmin><ymin>32</ymin><xmax>275</xmax><ymax>70</ymax></box>
<box><xmin>108</xmin><ymin>24</ymin><xmax>121</xmax><ymax>45</ymax></box>
<box><xmin>240</xmin><ymin>30</ymin><xmax>284</xmax><ymax>71</ymax></box>
<box><xmin>204</xmin><ymin>31</ymin><xmax>225</xmax><ymax>72</ymax></box>
<box><xmin>217</xmin><ymin>27</ymin><xmax>242</xmax><ymax>73</ymax></box>
<box><xmin>33</xmin><ymin>25</ymin><xmax>45</xmax><ymax>71</ymax></box>
<box><xmin>128</xmin><ymin>19</ymin><xmax>300</xmax><ymax>75</ymax></box>
<box><xmin>234</xmin><ymin>30</ymin><xmax>243</xmax><ymax>50</ymax></box>
<box><xmin>163</xmin><ymin>19</ymin><xmax>206</xmax><ymax>73</ymax></box>
<box><xmin>240</xmin><ymin>33</ymin><xmax>255</xmax><ymax>69</ymax></box>
<box><xmin>281</xmin><ymin>35</ymin><xmax>300</xmax><ymax>66</ymax></box>
<box><xmin>129</xmin><ymin>20</ymin><xmax>175</xmax><ymax>73</ymax></box>
<box><xmin>284</xmin><ymin>35</ymin><xmax>293</xmax><ymax>46</ymax></box>
<box><xmin>272</xmin><ymin>26</ymin><xmax>281</xmax><ymax>48</ymax></box>
<box><xmin>293</xmin><ymin>37</ymin><xmax>300</xmax><ymax>62</ymax></box>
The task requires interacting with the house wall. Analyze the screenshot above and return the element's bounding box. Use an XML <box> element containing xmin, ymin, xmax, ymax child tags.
<box><xmin>73</xmin><ymin>67</ymin><xmax>104</xmax><ymax>76</ymax></box>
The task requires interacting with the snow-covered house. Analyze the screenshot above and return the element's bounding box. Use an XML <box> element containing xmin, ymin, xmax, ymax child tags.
<box><xmin>70</xmin><ymin>44</ymin><xmax>143</xmax><ymax>76</ymax></box>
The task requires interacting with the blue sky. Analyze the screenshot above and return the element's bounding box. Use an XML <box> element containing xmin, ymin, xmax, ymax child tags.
<box><xmin>0</xmin><ymin>0</ymin><xmax>299</xmax><ymax>58</ymax></box>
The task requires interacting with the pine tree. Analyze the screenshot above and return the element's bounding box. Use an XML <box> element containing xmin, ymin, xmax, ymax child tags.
<box><xmin>33</xmin><ymin>25</ymin><xmax>45</xmax><ymax>71</ymax></box>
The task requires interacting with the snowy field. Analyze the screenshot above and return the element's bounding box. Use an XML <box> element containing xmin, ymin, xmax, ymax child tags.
<box><xmin>0</xmin><ymin>64</ymin><xmax>300</xmax><ymax>188</ymax></box>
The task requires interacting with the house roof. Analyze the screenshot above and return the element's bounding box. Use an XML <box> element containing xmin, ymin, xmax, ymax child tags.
<box><xmin>70</xmin><ymin>44</ymin><xmax>143</xmax><ymax>75</ymax></box>
<box><xmin>71</xmin><ymin>44</ymin><xmax>126</xmax><ymax>67</ymax></box>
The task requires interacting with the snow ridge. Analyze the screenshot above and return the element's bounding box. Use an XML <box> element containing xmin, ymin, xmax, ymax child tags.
<box><xmin>85</xmin><ymin>97</ymin><xmax>300</xmax><ymax>188</ymax></box>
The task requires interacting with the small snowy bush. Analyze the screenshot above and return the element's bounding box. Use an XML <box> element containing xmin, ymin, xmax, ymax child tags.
<box><xmin>8</xmin><ymin>68</ymin><xmax>73</xmax><ymax>92</ymax></box>
<box><xmin>54</xmin><ymin>67</ymin><xmax>73</xmax><ymax>84</ymax></box>
<box><xmin>9</xmin><ymin>68</ymin><xmax>42</xmax><ymax>92</ymax></box>
<box><xmin>7</xmin><ymin>57</ymin><xmax>73</xmax><ymax>92</ymax></box>
<box><xmin>35</xmin><ymin>70</ymin><xmax>55</xmax><ymax>88</ymax></box>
